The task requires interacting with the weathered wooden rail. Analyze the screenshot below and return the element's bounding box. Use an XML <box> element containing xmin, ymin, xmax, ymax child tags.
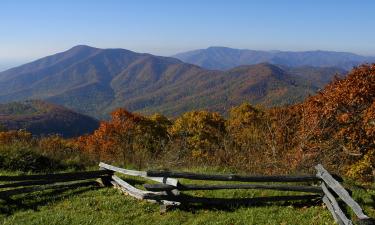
<box><xmin>144</xmin><ymin>183</ymin><xmax>323</xmax><ymax>193</ymax></box>
<box><xmin>99</xmin><ymin>162</ymin><xmax>373</xmax><ymax>224</ymax></box>
<box><xmin>315</xmin><ymin>164</ymin><xmax>372</xmax><ymax>225</ymax></box>
<box><xmin>0</xmin><ymin>163</ymin><xmax>372</xmax><ymax>224</ymax></box>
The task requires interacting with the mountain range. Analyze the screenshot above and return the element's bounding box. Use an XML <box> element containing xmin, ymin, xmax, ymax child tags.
<box><xmin>0</xmin><ymin>100</ymin><xmax>99</xmax><ymax>137</ymax></box>
<box><xmin>0</xmin><ymin>45</ymin><xmax>346</xmax><ymax>119</ymax></box>
<box><xmin>173</xmin><ymin>46</ymin><xmax>375</xmax><ymax>70</ymax></box>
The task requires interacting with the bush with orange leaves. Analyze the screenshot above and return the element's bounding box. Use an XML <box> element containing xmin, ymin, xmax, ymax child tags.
<box><xmin>295</xmin><ymin>64</ymin><xmax>374</xmax><ymax>180</ymax></box>
<box><xmin>38</xmin><ymin>135</ymin><xmax>89</xmax><ymax>168</ymax></box>
<box><xmin>77</xmin><ymin>109</ymin><xmax>170</xmax><ymax>168</ymax></box>
<box><xmin>0</xmin><ymin>130</ymin><xmax>85</xmax><ymax>171</ymax></box>
<box><xmin>0</xmin><ymin>129</ymin><xmax>33</xmax><ymax>145</ymax></box>
<box><xmin>223</xmin><ymin>103</ymin><xmax>302</xmax><ymax>174</ymax></box>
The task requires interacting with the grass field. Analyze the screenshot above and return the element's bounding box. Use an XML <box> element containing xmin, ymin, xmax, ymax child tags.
<box><xmin>0</xmin><ymin>170</ymin><xmax>373</xmax><ymax>225</ymax></box>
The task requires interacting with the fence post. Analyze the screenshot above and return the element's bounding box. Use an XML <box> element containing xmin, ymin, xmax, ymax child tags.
<box><xmin>315</xmin><ymin>164</ymin><xmax>373</xmax><ymax>224</ymax></box>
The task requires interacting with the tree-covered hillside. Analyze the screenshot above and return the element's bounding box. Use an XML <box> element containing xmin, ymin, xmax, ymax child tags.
<box><xmin>0</xmin><ymin>100</ymin><xmax>99</xmax><ymax>137</ymax></box>
<box><xmin>0</xmin><ymin>46</ymin><xmax>344</xmax><ymax>119</ymax></box>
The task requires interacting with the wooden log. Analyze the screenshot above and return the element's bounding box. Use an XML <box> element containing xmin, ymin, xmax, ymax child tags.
<box><xmin>0</xmin><ymin>181</ymin><xmax>98</xmax><ymax>198</ymax></box>
<box><xmin>0</xmin><ymin>170</ymin><xmax>112</xmax><ymax>182</ymax></box>
<box><xmin>316</xmin><ymin>164</ymin><xmax>370</xmax><ymax>220</ymax></box>
<box><xmin>321</xmin><ymin>183</ymin><xmax>352</xmax><ymax>225</ymax></box>
<box><xmin>151</xmin><ymin>193</ymin><xmax>321</xmax><ymax>205</ymax></box>
<box><xmin>99</xmin><ymin>162</ymin><xmax>178</xmax><ymax>186</ymax></box>
<box><xmin>111</xmin><ymin>175</ymin><xmax>170</xmax><ymax>199</ymax></box>
<box><xmin>322</xmin><ymin>196</ymin><xmax>344</xmax><ymax>225</ymax></box>
<box><xmin>144</xmin><ymin>183</ymin><xmax>323</xmax><ymax>194</ymax></box>
<box><xmin>0</xmin><ymin>175</ymin><xmax>110</xmax><ymax>189</ymax></box>
<box><xmin>110</xmin><ymin>175</ymin><xmax>180</xmax><ymax>206</ymax></box>
<box><xmin>147</xmin><ymin>170</ymin><xmax>321</xmax><ymax>182</ymax></box>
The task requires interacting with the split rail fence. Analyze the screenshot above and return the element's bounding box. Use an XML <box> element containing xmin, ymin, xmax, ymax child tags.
<box><xmin>0</xmin><ymin>163</ymin><xmax>372</xmax><ymax>225</ymax></box>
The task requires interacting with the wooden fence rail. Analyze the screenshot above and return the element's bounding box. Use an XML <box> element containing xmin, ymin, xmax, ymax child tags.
<box><xmin>99</xmin><ymin>162</ymin><xmax>178</xmax><ymax>186</ymax></box>
<box><xmin>321</xmin><ymin>183</ymin><xmax>352</xmax><ymax>225</ymax></box>
<box><xmin>316</xmin><ymin>164</ymin><xmax>372</xmax><ymax>225</ymax></box>
<box><xmin>0</xmin><ymin>162</ymin><xmax>371</xmax><ymax>224</ymax></box>
<box><xmin>143</xmin><ymin>183</ymin><xmax>323</xmax><ymax>193</ymax></box>
<box><xmin>146</xmin><ymin>170</ymin><xmax>322</xmax><ymax>182</ymax></box>
<box><xmin>101</xmin><ymin>163</ymin><xmax>372</xmax><ymax>224</ymax></box>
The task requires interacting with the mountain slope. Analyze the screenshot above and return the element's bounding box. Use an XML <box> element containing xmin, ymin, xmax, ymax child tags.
<box><xmin>173</xmin><ymin>47</ymin><xmax>375</xmax><ymax>70</ymax></box>
<box><xmin>0</xmin><ymin>100</ymin><xmax>99</xmax><ymax>137</ymax></box>
<box><xmin>116</xmin><ymin>63</ymin><xmax>344</xmax><ymax>116</ymax></box>
<box><xmin>0</xmin><ymin>46</ymin><xmax>345</xmax><ymax>118</ymax></box>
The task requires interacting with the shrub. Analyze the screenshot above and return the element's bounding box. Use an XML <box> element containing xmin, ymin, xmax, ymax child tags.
<box><xmin>0</xmin><ymin>142</ymin><xmax>64</xmax><ymax>172</ymax></box>
<box><xmin>38</xmin><ymin>135</ymin><xmax>90</xmax><ymax>169</ymax></box>
<box><xmin>76</xmin><ymin>109</ymin><xmax>171</xmax><ymax>168</ymax></box>
<box><xmin>346</xmin><ymin>150</ymin><xmax>375</xmax><ymax>182</ymax></box>
<box><xmin>169</xmin><ymin>110</ymin><xmax>226</xmax><ymax>161</ymax></box>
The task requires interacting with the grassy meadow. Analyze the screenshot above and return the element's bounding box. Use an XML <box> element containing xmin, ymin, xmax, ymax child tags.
<box><xmin>0</xmin><ymin>170</ymin><xmax>373</xmax><ymax>225</ymax></box>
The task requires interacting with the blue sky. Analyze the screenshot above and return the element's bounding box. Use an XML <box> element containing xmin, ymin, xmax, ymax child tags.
<box><xmin>1</xmin><ymin>0</ymin><xmax>375</xmax><ymax>69</ymax></box>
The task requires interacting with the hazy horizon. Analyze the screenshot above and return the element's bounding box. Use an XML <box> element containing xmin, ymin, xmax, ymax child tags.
<box><xmin>2</xmin><ymin>44</ymin><xmax>375</xmax><ymax>72</ymax></box>
<box><xmin>1</xmin><ymin>0</ymin><xmax>375</xmax><ymax>70</ymax></box>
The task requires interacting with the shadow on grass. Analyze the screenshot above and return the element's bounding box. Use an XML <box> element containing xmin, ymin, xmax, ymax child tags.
<box><xmin>158</xmin><ymin>193</ymin><xmax>323</xmax><ymax>213</ymax></box>
<box><xmin>0</xmin><ymin>178</ymin><xmax>354</xmax><ymax>218</ymax></box>
<box><xmin>0</xmin><ymin>183</ymin><xmax>100</xmax><ymax>216</ymax></box>
<box><xmin>115</xmin><ymin>177</ymin><xmax>326</xmax><ymax>212</ymax></box>
<box><xmin>119</xmin><ymin>177</ymin><xmax>145</xmax><ymax>186</ymax></box>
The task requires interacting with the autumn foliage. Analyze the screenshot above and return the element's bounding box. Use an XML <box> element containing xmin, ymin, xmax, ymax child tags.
<box><xmin>169</xmin><ymin>111</ymin><xmax>225</xmax><ymax>160</ymax></box>
<box><xmin>295</xmin><ymin>64</ymin><xmax>375</xmax><ymax>180</ymax></box>
<box><xmin>0</xmin><ymin>130</ymin><xmax>86</xmax><ymax>171</ymax></box>
<box><xmin>73</xmin><ymin>64</ymin><xmax>374</xmax><ymax>181</ymax></box>
<box><xmin>0</xmin><ymin>64</ymin><xmax>373</xmax><ymax>181</ymax></box>
<box><xmin>76</xmin><ymin>109</ymin><xmax>171</xmax><ymax>168</ymax></box>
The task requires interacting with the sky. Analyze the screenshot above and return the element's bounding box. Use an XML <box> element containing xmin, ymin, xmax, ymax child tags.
<box><xmin>1</xmin><ymin>0</ymin><xmax>375</xmax><ymax>70</ymax></box>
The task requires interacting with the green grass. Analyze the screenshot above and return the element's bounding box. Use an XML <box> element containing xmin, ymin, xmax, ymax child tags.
<box><xmin>0</xmin><ymin>170</ymin><xmax>373</xmax><ymax>225</ymax></box>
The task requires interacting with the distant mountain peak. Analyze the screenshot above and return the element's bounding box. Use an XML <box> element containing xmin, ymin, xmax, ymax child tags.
<box><xmin>207</xmin><ymin>46</ymin><xmax>234</xmax><ymax>50</ymax></box>
<box><xmin>228</xmin><ymin>63</ymin><xmax>287</xmax><ymax>80</ymax></box>
<box><xmin>173</xmin><ymin>47</ymin><xmax>375</xmax><ymax>70</ymax></box>
<box><xmin>69</xmin><ymin>44</ymin><xmax>99</xmax><ymax>50</ymax></box>
<box><xmin>65</xmin><ymin>45</ymin><xmax>102</xmax><ymax>56</ymax></box>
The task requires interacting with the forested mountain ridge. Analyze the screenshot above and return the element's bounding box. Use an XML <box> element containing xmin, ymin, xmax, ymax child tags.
<box><xmin>173</xmin><ymin>46</ymin><xmax>374</xmax><ymax>70</ymax></box>
<box><xmin>0</xmin><ymin>45</ymin><xmax>345</xmax><ymax>118</ymax></box>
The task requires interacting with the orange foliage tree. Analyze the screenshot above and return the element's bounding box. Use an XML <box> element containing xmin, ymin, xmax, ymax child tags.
<box><xmin>76</xmin><ymin>108</ymin><xmax>170</xmax><ymax>167</ymax></box>
<box><xmin>296</xmin><ymin>64</ymin><xmax>375</xmax><ymax>179</ymax></box>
